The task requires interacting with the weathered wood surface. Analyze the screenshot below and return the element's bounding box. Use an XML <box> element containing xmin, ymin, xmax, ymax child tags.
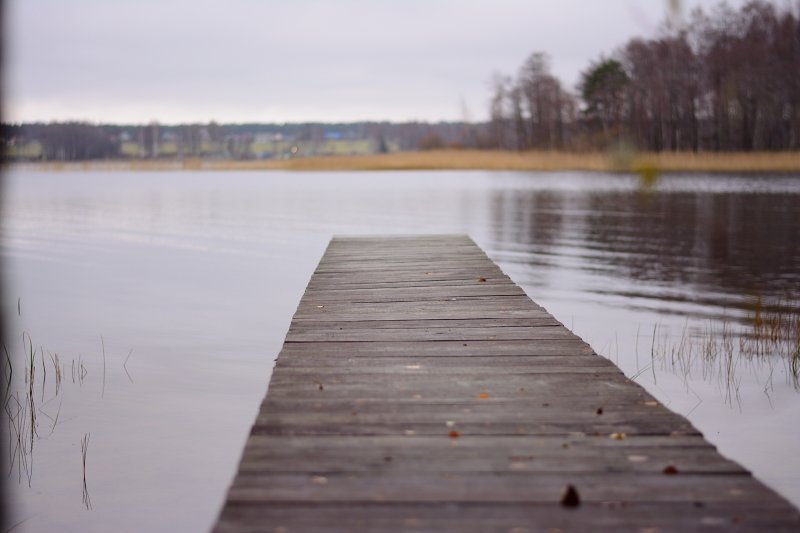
<box><xmin>215</xmin><ymin>235</ymin><xmax>800</xmax><ymax>532</ymax></box>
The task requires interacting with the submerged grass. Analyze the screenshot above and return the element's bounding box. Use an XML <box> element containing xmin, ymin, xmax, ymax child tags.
<box><xmin>81</xmin><ymin>433</ymin><xmax>92</xmax><ymax>510</ymax></box>
<box><xmin>3</xmin><ymin>300</ymin><xmax>133</xmax><ymax>506</ymax></box>
<box><xmin>5</xmin><ymin>331</ymin><xmax>94</xmax><ymax>491</ymax></box>
<box><xmin>13</xmin><ymin>149</ymin><xmax>800</xmax><ymax>173</ymax></box>
<box><xmin>648</xmin><ymin>297</ymin><xmax>800</xmax><ymax>407</ymax></box>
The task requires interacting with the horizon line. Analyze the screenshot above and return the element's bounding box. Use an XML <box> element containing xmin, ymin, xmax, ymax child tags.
<box><xmin>2</xmin><ymin>118</ymin><xmax>486</xmax><ymax>127</ymax></box>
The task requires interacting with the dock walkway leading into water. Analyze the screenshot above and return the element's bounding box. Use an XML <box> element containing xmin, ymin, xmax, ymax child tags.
<box><xmin>215</xmin><ymin>235</ymin><xmax>800</xmax><ymax>532</ymax></box>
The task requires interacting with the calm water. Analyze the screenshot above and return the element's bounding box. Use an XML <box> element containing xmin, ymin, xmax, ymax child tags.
<box><xmin>2</xmin><ymin>170</ymin><xmax>799</xmax><ymax>531</ymax></box>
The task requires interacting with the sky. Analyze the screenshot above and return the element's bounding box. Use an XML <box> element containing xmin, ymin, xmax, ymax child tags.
<box><xmin>3</xmin><ymin>0</ymin><xmax>754</xmax><ymax>124</ymax></box>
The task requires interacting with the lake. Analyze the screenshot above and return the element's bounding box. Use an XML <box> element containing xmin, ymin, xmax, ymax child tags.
<box><xmin>2</xmin><ymin>169</ymin><xmax>799</xmax><ymax>531</ymax></box>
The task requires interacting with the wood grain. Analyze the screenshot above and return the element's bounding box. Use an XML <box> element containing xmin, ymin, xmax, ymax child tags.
<box><xmin>214</xmin><ymin>235</ymin><xmax>800</xmax><ymax>532</ymax></box>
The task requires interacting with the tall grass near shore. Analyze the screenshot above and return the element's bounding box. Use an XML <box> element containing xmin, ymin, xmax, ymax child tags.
<box><xmin>3</xmin><ymin>331</ymin><xmax>78</xmax><ymax>486</ymax></box>
<box><xmin>646</xmin><ymin>297</ymin><xmax>800</xmax><ymax>407</ymax></box>
<box><xmin>3</xmin><ymin>302</ymin><xmax>131</xmax><ymax>507</ymax></box>
<box><xmin>13</xmin><ymin>149</ymin><xmax>800</xmax><ymax>173</ymax></box>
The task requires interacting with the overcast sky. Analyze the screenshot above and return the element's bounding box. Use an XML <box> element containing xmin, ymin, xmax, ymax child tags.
<box><xmin>3</xmin><ymin>0</ymin><xmax>753</xmax><ymax>124</ymax></box>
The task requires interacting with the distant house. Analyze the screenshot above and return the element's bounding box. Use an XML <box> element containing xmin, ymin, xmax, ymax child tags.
<box><xmin>254</xmin><ymin>133</ymin><xmax>284</xmax><ymax>143</ymax></box>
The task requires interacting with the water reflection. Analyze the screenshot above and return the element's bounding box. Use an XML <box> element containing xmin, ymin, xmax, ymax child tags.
<box><xmin>3</xmin><ymin>170</ymin><xmax>799</xmax><ymax>530</ymax></box>
<box><xmin>489</xmin><ymin>188</ymin><xmax>800</xmax><ymax>320</ymax></box>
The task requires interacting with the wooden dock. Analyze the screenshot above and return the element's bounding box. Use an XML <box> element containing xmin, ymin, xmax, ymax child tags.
<box><xmin>215</xmin><ymin>235</ymin><xmax>800</xmax><ymax>532</ymax></box>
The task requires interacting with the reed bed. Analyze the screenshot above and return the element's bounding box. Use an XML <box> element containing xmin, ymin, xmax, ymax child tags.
<box><xmin>4</xmin><ymin>332</ymin><xmax>98</xmax><ymax>490</ymax></box>
<box><xmin>12</xmin><ymin>149</ymin><xmax>800</xmax><ymax>173</ymax></box>
<box><xmin>3</xmin><ymin>302</ymin><xmax>132</xmax><ymax>505</ymax></box>
<box><xmin>647</xmin><ymin>298</ymin><xmax>800</xmax><ymax>407</ymax></box>
<box><xmin>278</xmin><ymin>150</ymin><xmax>612</xmax><ymax>171</ymax></box>
<box><xmin>81</xmin><ymin>433</ymin><xmax>92</xmax><ymax>510</ymax></box>
<box><xmin>637</xmin><ymin>151</ymin><xmax>800</xmax><ymax>174</ymax></box>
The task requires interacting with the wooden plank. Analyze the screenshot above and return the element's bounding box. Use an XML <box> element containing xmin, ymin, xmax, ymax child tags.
<box><xmin>278</xmin><ymin>340</ymin><xmax>597</xmax><ymax>357</ymax></box>
<box><xmin>306</xmin><ymin>271</ymin><xmax>506</xmax><ymax>281</ymax></box>
<box><xmin>255</xmin><ymin>403</ymin><xmax>674</xmax><ymax>426</ymax></box>
<box><xmin>224</xmin><ymin>472</ymin><xmax>782</xmax><ymax>503</ymax></box>
<box><xmin>293</xmin><ymin>300</ymin><xmax>548</xmax><ymax>323</ymax></box>
<box><xmin>313</xmin><ymin>259</ymin><xmax>505</xmax><ymax>270</ymax></box>
<box><xmin>217</xmin><ymin>503</ymin><xmax>800</xmax><ymax>533</ymax></box>
<box><xmin>214</xmin><ymin>235</ymin><xmax>800</xmax><ymax>532</ymax></box>
<box><xmin>236</xmin><ymin>435</ymin><xmax>744</xmax><ymax>475</ymax></box>
<box><xmin>234</xmin><ymin>434</ymin><xmax>717</xmax><ymax>451</ymax></box>
<box><xmin>251</xmin><ymin>421</ymin><xmax>701</xmax><ymax>437</ymax></box>
<box><xmin>286</xmin><ymin>326</ymin><xmax>576</xmax><ymax>342</ymax></box>
<box><xmin>275</xmin><ymin>364</ymin><xmax>621</xmax><ymax>375</ymax></box>
<box><xmin>300</xmin><ymin>285</ymin><xmax>528</xmax><ymax>302</ymax></box>
<box><xmin>291</xmin><ymin>310</ymin><xmax>548</xmax><ymax>321</ymax></box>
<box><xmin>288</xmin><ymin>317</ymin><xmax>560</xmax><ymax>329</ymax></box>
<box><xmin>274</xmin><ymin>355</ymin><xmax>616</xmax><ymax>369</ymax></box>
<box><xmin>263</xmin><ymin>371</ymin><xmax>639</xmax><ymax>393</ymax></box>
<box><xmin>296</xmin><ymin>296</ymin><xmax>541</xmax><ymax>309</ymax></box>
<box><xmin>306</xmin><ymin>278</ymin><xmax>514</xmax><ymax>291</ymax></box>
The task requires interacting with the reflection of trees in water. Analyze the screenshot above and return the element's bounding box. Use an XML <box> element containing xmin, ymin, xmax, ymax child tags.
<box><xmin>490</xmin><ymin>190</ymin><xmax>566</xmax><ymax>249</ymax></box>
<box><xmin>586</xmin><ymin>192</ymin><xmax>800</xmax><ymax>298</ymax></box>
<box><xmin>490</xmin><ymin>189</ymin><xmax>800</xmax><ymax>303</ymax></box>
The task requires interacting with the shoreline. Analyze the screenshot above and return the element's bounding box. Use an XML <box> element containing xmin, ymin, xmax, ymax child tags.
<box><xmin>5</xmin><ymin>149</ymin><xmax>800</xmax><ymax>173</ymax></box>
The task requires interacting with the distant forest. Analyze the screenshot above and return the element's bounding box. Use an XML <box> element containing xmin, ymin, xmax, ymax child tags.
<box><xmin>489</xmin><ymin>0</ymin><xmax>800</xmax><ymax>152</ymax></box>
<box><xmin>2</xmin><ymin>121</ymin><xmax>477</xmax><ymax>162</ymax></box>
<box><xmin>3</xmin><ymin>0</ymin><xmax>799</xmax><ymax>161</ymax></box>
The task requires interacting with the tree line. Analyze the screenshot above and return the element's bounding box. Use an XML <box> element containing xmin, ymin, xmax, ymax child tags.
<box><xmin>489</xmin><ymin>0</ymin><xmax>800</xmax><ymax>152</ymax></box>
<box><xmin>1</xmin><ymin>120</ymin><xmax>481</xmax><ymax>161</ymax></box>
<box><xmin>5</xmin><ymin>1</ymin><xmax>798</xmax><ymax>160</ymax></box>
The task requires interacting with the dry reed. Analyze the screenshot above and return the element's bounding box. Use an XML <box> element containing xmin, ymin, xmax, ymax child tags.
<box><xmin>11</xmin><ymin>149</ymin><xmax>800</xmax><ymax>173</ymax></box>
<box><xmin>81</xmin><ymin>433</ymin><xmax>92</xmax><ymax>510</ymax></box>
<box><xmin>649</xmin><ymin>298</ymin><xmax>800</xmax><ymax>406</ymax></box>
<box><xmin>2</xmin><ymin>302</ymin><xmax>132</xmax><ymax>499</ymax></box>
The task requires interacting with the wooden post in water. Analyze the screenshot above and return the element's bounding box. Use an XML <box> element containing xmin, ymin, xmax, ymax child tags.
<box><xmin>214</xmin><ymin>235</ymin><xmax>800</xmax><ymax>532</ymax></box>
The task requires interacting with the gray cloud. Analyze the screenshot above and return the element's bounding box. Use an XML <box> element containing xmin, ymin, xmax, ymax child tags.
<box><xmin>4</xmin><ymin>0</ymin><xmax>750</xmax><ymax>123</ymax></box>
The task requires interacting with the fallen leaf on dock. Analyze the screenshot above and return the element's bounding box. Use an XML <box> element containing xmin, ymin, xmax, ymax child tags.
<box><xmin>448</xmin><ymin>430</ymin><xmax>460</xmax><ymax>439</ymax></box>
<box><xmin>663</xmin><ymin>465</ymin><xmax>679</xmax><ymax>475</ymax></box>
<box><xmin>609</xmin><ymin>432</ymin><xmax>627</xmax><ymax>440</ymax></box>
<box><xmin>477</xmin><ymin>393</ymin><xmax>490</xmax><ymax>399</ymax></box>
<box><xmin>560</xmin><ymin>485</ymin><xmax>581</xmax><ymax>507</ymax></box>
